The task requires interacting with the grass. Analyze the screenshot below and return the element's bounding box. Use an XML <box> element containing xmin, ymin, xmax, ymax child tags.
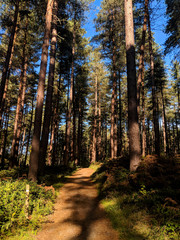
<box><xmin>89</xmin><ymin>162</ymin><xmax>102</xmax><ymax>171</ymax></box>
<box><xmin>93</xmin><ymin>156</ymin><xmax>180</xmax><ymax>240</ymax></box>
<box><xmin>101</xmin><ymin>198</ymin><xmax>150</xmax><ymax>240</ymax></box>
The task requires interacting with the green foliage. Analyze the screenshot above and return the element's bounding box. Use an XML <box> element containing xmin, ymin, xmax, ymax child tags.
<box><xmin>0</xmin><ymin>179</ymin><xmax>55</xmax><ymax>238</ymax></box>
<box><xmin>165</xmin><ymin>0</ymin><xmax>180</xmax><ymax>55</ymax></box>
<box><xmin>93</xmin><ymin>156</ymin><xmax>180</xmax><ymax>239</ymax></box>
<box><xmin>0</xmin><ymin>165</ymin><xmax>76</xmax><ymax>239</ymax></box>
<box><xmin>0</xmin><ymin>167</ymin><xmax>20</xmax><ymax>179</ymax></box>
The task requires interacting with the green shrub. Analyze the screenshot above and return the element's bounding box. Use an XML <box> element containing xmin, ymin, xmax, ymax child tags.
<box><xmin>0</xmin><ymin>180</ymin><xmax>55</xmax><ymax>236</ymax></box>
<box><xmin>93</xmin><ymin>157</ymin><xmax>180</xmax><ymax>240</ymax></box>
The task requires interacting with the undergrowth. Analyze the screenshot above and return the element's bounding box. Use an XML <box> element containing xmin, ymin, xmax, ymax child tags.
<box><xmin>92</xmin><ymin>155</ymin><xmax>180</xmax><ymax>240</ymax></box>
<box><xmin>0</xmin><ymin>165</ymin><xmax>75</xmax><ymax>239</ymax></box>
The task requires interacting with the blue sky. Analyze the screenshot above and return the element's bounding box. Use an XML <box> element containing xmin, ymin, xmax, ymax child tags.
<box><xmin>84</xmin><ymin>0</ymin><xmax>172</xmax><ymax>68</ymax></box>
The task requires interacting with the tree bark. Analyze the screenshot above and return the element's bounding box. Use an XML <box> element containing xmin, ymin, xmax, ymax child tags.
<box><xmin>92</xmin><ymin>75</ymin><xmax>98</xmax><ymax>163</ymax></box>
<box><xmin>0</xmin><ymin>1</ymin><xmax>19</xmax><ymax>109</ymax></box>
<box><xmin>110</xmin><ymin>8</ymin><xmax>117</xmax><ymax>159</ymax></box>
<box><xmin>137</xmin><ymin>0</ymin><xmax>148</xmax><ymax>157</ymax></box>
<box><xmin>147</xmin><ymin>0</ymin><xmax>160</xmax><ymax>156</ymax></box>
<box><xmin>64</xmin><ymin>21</ymin><xmax>76</xmax><ymax>165</ymax></box>
<box><xmin>19</xmin><ymin>115</ymin><xmax>27</xmax><ymax>165</ymax></box>
<box><xmin>0</xmin><ymin>26</ymin><xmax>17</xmax><ymax>132</ymax></box>
<box><xmin>175</xmin><ymin>111</ymin><xmax>179</xmax><ymax>153</ymax></box>
<box><xmin>24</xmin><ymin>99</ymin><xmax>34</xmax><ymax>166</ymax></box>
<box><xmin>10</xmin><ymin>20</ymin><xmax>28</xmax><ymax>167</ymax></box>
<box><xmin>28</xmin><ymin>0</ymin><xmax>53</xmax><ymax>181</ymax></box>
<box><xmin>141</xmin><ymin>76</ymin><xmax>146</xmax><ymax>157</ymax></box>
<box><xmin>146</xmin><ymin>118</ymin><xmax>150</xmax><ymax>155</ymax></box>
<box><xmin>118</xmin><ymin>72</ymin><xmax>123</xmax><ymax>156</ymax></box>
<box><xmin>98</xmin><ymin>89</ymin><xmax>102</xmax><ymax>160</ymax></box>
<box><xmin>64</xmin><ymin>77</ymin><xmax>70</xmax><ymax>165</ymax></box>
<box><xmin>39</xmin><ymin>0</ymin><xmax>58</xmax><ymax>172</ymax></box>
<box><xmin>137</xmin><ymin>0</ymin><xmax>148</xmax><ymax>117</ymax></box>
<box><xmin>124</xmin><ymin>0</ymin><xmax>141</xmax><ymax>171</ymax></box>
<box><xmin>1</xmin><ymin>105</ymin><xmax>10</xmax><ymax>169</ymax></box>
<box><xmin>77</xmin><ymin>101</ymin><xmax>82</xmax><ymax>165</ymax></box>
<box><xmin>161</xmin><ymin>86</ymin><xmax>169</xmax><ymax>154</ymax></box>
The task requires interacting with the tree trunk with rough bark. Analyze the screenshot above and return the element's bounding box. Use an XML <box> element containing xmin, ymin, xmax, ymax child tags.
<box><xmin>77</xmin><ymin>102</ymin><xmax>82</xmax><ymax>165</ymax></box>
<box><xmin>147</xmin><ymin>0</ymin><xmax>160</xmax><ymax>156</ymax></box>
<box><xmin>24</xmin><ymin>99</ymin><xmax>34</xmax><ymax>166</ymax></box>
<box><xmin>161</xmin><ymin>86</ymin><xmax>169</xmax><ymax>154</ymax></box>
<box><xmin>98</xmin><ymin>89</ymin><xmax>102</xmax><ymax>160</ymax></box>
<box><xmin>137</xmin><ymin>0</ymin><xmax>148</xmax><ymax>157</ymax></box>
<box><xmin>92</xmin><ymin>75</ymin><xmax>98</xmax><ymax>163</ymax></box>
<box><xmin>110</xmin><ymin>8</ymin><xmax>117</xmax><ymax>159</ymax></box>
<box><xmin>0</xmin><ymin>1</ymin><xmax>19</xmax><ymax>109</ymax></box>
<box><xmin>141</xmin><ymin>77</ymin><xmax>146</xmax><ymax>157</ymax></box>
<box><xmin>64</xmin><ymin>22</ymin><xmax>76</xmax><ymax>165</ymax></box>
<box><xmin>175</xmin><ymin>112</ymin><xmax>179</xmax><ymax>152</ymax></box>
<box><xmin>124</xmin><ymin>0</ymin><xmax>141</xmax><ymax>171</ymax></box>
<box><xmin>118</xmin><ymin>73</ymin><xmax>123</xmax><ymax>156</ymax></box>
<box><xmin>1</xmin><ymin>105</ymin><xmax>10</xmax><ymax>169</ymax></box>
<box><xmin>28</xmin><ymin>0</ymin><xmax>53</xmax><ymax>181</ymax></box>
<box><xmin>137</xmin><ymin>0</ymin><xmax>148</xmax><ymax>117</ymax></box>
<box><xmin>10</xmin><ymin>18</ymin><xmax>28</xmax><ymax>167</ymax></box>
<box><xmin>39</xmin><ymin>0</ymin><xmax>58</xmax><ymax>172</ymax></box>
<box><xmin>0</xmin><ymin>26</ymin><xmax>17</xmax><ymax>132</ymax></box>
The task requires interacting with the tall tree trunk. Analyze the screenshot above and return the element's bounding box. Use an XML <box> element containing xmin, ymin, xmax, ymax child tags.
<box><xmin>161</xmin><ymin>86</ymin><xmax>169</xmax><ymax>154</ymax></box>
<box><xmin>71</xmin><ymin>21</ymin><xmax>77</xmax><ymax>164</ymax></box>
<box><xmin>64</xmin><ymin>77</ymin><xmax>70</xmax><ymax>165</ymax></box>
<box><xmin>141</xmin><ymin>77</ymin><xmax>146</xmax><ymax>157</ymax></box>
<box><xmin>98</xmin><ymin>89</ymin><xmax>102</xmax><ymax>160</ymax></box>
<box><xmin>146</xmin><ymin>118</ymin><xmax>150</xmax><ymax>155</ymax></box>
<box><xmin>72</xmin><ymin>94</ymin><xmax>76</xmax><ymax>165</ymax></box>
<box><xmin>0</xmin><ymin>26</ymin><xmax>17</xmax><ymax>132</ymax></box>
<box><xmin>48</xmin><ymin>120</ymin><xmax>54</xmax><ymax>166</ymax></box>
<box><xmin>137</xmin><ymin>0</ymin><xmax>148</xmax><ymax>117</ymax></box>
<box><xmin>52</xmin><ymin>76</ymin><xmax>61</xmax><ymax>165</ymax></box>
<box><xmin>65</xmin><ymin>22</ymin><xmax>76</xmax><ymax>165</ymax></box>
<box><xmin>124</xmin><ymin>0</ymin><xmax>141</xmax><ymax>171</ymax></box>
<box><xmin>92</xmin><ymin>75</ymin><xmax>98</xmax><ymax>163</ymax></box>
<box><xmin>39</xmin><ymin>0</ymin><xmax>58</xmax><ymax>172</ymax></box>
<box><xmin>172</xmin><ymin>120</ymin><xmax>176</xmax><ymax>153</ymax></box>
<box><xmin>105</xmin><ymin>112</ymin><xmax>107</xmax><ymax>158</ymax></box>
<box><xmin>167</xmin><ymin>121</ymin><xmax>171</xmax><ymax>150</ymax></box>
<box><xmin>77</xmin><ymin>102</ymin><xmax>82</xmax><ymax>165</ymax></box>
<box><xmin>24</xmin><ymin>99</ymin><xmax>34</xmax><ymax>166</ymax></box>
<box><xmin>147</xmin><ymin>0</ymin><xmax>160</xmax><ymax>156</ymax></box>
<box><xmin>162</xmin><ymin>111</ymin><xmax>166</xmax><ymax>153</ymax></box>
<box><xmin>1</xmin><ymin>105</ymin><xmax>10</xmax><ymax>169</ymax></box>
<box><xmin>15</xmin><ymin>58</ymin><xmax>28</xmax><ymax>161</ymax></box>
<box><xmin>137</xmin><ymin>0</ymin><xmax>148</xmax><ymax>157</ymax></box>
<box><xmin>19</xmin><ymin>118</ymin><xmax>27</xmax><ymax>165</ymax></box>
<box><xmin>175</xmin><ymin>112</ymin><xmax>179</xmax><ymax>153</ymax></box>
<box><xmin>118</xmin><ymin>72</ymin><xmax>122</xmax><ymax>156</ymax></box>
<box><xmin>10</xmin><ymin>25</ymin><xmax>28</xmax><ymax>168</ymax></box>
<box><xmin>28</xmin><ymin>0</ymin><xmax>53</xmax><ymax>181</ymax></box>
<box><xmin>0</xmin><ymin>1</ymin><xmax>19</xmax><ymax>109</ymax></box>
<box><xmin>110</xmin><ymin>8</ymin><xmax>117</xmax><ymax>159</ymax></box>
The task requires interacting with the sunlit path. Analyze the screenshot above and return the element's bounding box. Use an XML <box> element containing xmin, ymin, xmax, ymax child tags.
<box><xmin>36</xmin><ymin>168</ymin><xmax>119</xmax><ymax>240</ymax></box>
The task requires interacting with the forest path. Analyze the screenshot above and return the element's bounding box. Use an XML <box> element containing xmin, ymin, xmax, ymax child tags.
<box><xmin>35</xmin><ymin>168</ymin><xmax>119</xmax><ymax>240</ymax></box>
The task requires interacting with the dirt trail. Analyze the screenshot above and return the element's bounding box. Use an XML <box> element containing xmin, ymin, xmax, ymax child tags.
<box><xmin>36</xmin><ymin>168</ymin><xmax>119</xmax><ymax>240</ymax></box>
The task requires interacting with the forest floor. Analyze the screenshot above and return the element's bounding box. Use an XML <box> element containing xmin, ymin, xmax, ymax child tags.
<box><xmin>35</xmin><ymin>168</ymin><xmax>119</xmax><ymax>240</ymax></box>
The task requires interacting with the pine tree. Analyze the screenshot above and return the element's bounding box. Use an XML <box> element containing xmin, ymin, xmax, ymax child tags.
<box><xmin>28</xmin><ymin>0</ymin><xmax>53</xmax><ymax>181</ymax></box>
<box><xmin>0</xmin><ymin>0</ymin><xmax>19</xmax><ymax>120</ymax></box>
<box><xmin>165</xmin><ymin>0</ymin><xmax>180</xmax><ymax>55</ymax></box>
<box><xmin>39</xmin><ymin>0</ymin><xmax>58</xmax><ymax>172</ymax></box>
<box><xmin>124</xmin><ymin>0</ymin><xmax>141</xmax><ymax>171</ymax></box>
